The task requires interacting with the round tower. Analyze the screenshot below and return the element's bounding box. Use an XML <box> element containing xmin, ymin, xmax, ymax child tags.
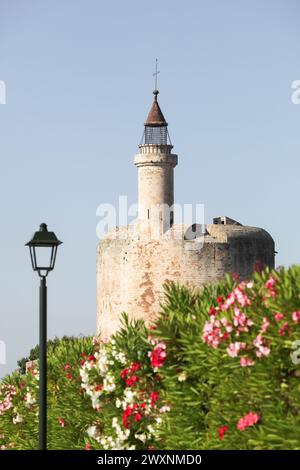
<box><xmin>134</xmin><ymin>89</ymin><xmax>177</xmax><ymax>237</ymax></box>
<box><xmin>96</xmin><ymin>83</ymin><xmax>275</xmax><ymax>339</ymax></box>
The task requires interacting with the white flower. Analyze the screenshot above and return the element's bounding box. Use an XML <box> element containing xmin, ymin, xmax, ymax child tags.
<box><xmin>112</xmin><ymin>417</ymin><xmax>119</xmax><ymax>428</ymax></box>
<box><xmin>135</xmin><ymin>433</ymin><xmax>147</xmax><ymax>443</ymax></box>
<box><xmin>12</xmin><ymin>414</ymin><xmax>23</xmax><ymax>424</ymax></box>
<box><xmin>147</xmin><ymin>425</ymin><xmax>155</xmax><ymax>435</ymax></box>
<box><xmin>178</xmin><ymin>371</ymin><xmax>187</xmax><ymax>382</ymax></box>
<box><xmin>103</xmin><ymin>373</ymin><xmax>116</xmax><ymax>392</ymax></box>
<box><xmin>115</xmin><ymin>398</ymin><xmax>122</xmax><ymax>408</ymax></box>
<box><xmin>159</xmin><ymin>405</ymin><xmax>171</xmax><ymax>413</ymax></box>
<box><xmin>87</xmin><ymin>425</ymin><xmax>97</xmax><ymax>438</ymax></box>
<box><xmin>24</xmin><ymin>391</ymin><xmax>36</xmax><ymax>407</ymax></box>
<box><xmin>123</xmin><ymin>389</ymin><xmax>135</xmax><ymax>403</ymax></box>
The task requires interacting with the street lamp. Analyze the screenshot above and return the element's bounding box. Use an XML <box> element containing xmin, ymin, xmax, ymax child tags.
<box><xmin>26</xmin><ymin>223</ymin><xmax>62</xmax><ymax>450</ymax></box>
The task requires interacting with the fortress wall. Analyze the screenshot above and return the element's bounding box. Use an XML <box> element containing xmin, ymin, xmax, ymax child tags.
<box><xmin>96</xmin><ymin>225</ymin><xmax>274</xmax><ymax>338</ymax></box>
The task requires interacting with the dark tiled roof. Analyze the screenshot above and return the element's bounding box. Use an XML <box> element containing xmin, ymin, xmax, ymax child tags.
<box><xmin>145</xmin><ymin>91</ymin><xmax>168</xmax><ymax>127</ymax></box>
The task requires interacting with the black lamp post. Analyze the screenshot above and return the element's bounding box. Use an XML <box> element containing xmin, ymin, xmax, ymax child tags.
<box><xmin>26</xmin><ymin>223</ymin><xmax>62</xmax><ymax>450</ymax></box>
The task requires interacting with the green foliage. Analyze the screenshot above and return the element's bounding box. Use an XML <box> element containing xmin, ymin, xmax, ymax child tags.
<box><xmin>0</xmin><ymin>336</ymin><xmax>95</xmax><ymax>449</ymax></box>
<box><xmin>1</xmin><ymin>266</ymin><xmax>300</xmax><ymax>449</ymax></box>
<box><xmin>17</xmin><ymin>336</ymin><xmax>81</xmax><ymax>374</ymax></box>
<box><xmin>156</xmin><ymin>267</ymin><xmax>300</xmax><ymax>449</ymax></box>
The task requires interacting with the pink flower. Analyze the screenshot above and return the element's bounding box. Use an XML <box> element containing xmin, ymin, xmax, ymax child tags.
<box><xmin>64</xmin><ymin>364</ymin><xmax>71</xmax><ymax>371</ymax></box>
<box><xmin>57</xmin><ymin>417</ymin><xmax>65</xmax><ymax>428</ymax></box>
<box><xmin>218</xmin><ymin>425</ymin><xmax>229</xmax><ymax>440</ymax></box>
<box><xmin>221</xmin><ymin>292</ymin><xmax>236</xmax><ymax>310</ymax></box>
<box><xmin>264</xmin><ymin>277</ymin><xmax>276</xmax><ymax>297</ymax></box>
<box><xmin>265</xmin><ymin>277</ymin><xmax>276</xmax><ymax>289</ymax></box>
<box><xmin>274</xmin><ymin>313</ymin><xmax>284</xmax><ymax>322</ymax></box>
<box><xmin>253</xmin><ymin>334</ymin><xmax>270</xmax><ymax>357</ymax></box>
<box><xmin>292</xmin><ymin>311</ymin><xmax>300</xmax><ymax>323</ymax></box>
<box><xmin>85</xmin><ymin>443</ymin><xmax>92</xmax><ymax>450</ymax></box>
<box><xmin>261</xmin><ymin>317</ymin><xmax>270</xmax><ymax>333</ymax></box>
<box><xmin>202</xmin><ymin>317</ymin><xmax>229</xmax><ymax>348</ymax></box>
<box><xmin>226</xmin><ymin>342</ymin><xmax>246</xmax><ymax>358</ymax></box>
<box><xmin>233</xmin><ymin>308</ymin><xmax>252</xmax><ymax>332</ymax></box>
<box><xmin>240</xmin><ymin>356</ymin><xmax>255</xmax><ymax>367</ymax></box>
<box><xmin>237</xmin><ymin>412</ymin><xmax>260</xmax><ymax>431</ymax></box>
<box><xmin>218</xmin><ymin>284</ymin><xmax>251</xmax><ymax>312</ymax></box>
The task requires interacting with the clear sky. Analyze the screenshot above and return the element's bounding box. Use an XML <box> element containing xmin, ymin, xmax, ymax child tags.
<box><xmin>0</xmin><ymin>0</ymin><xmax>300</xmax><ymax>378</ymax></box>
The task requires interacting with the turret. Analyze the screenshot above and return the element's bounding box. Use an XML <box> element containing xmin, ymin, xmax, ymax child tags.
<box><xmin>134</xmin><ymin>88</ymin><xmax>177</xmax><ymax>237</ymax></box>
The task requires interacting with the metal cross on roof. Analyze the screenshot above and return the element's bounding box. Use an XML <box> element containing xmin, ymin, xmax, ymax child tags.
<box><xmin>153</xmin><ymin>58</ymin><xmax>160</xmax><ymax>91</ymax></box>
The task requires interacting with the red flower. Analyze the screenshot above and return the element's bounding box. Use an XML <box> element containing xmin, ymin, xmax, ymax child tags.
<box><xmin>121</xmin><ymin>368</ymin><xmax>129</xmax><ymax>379</ymax></box>
<box><xmin>64</xmin><ymin>364</ymin><xmax>71</xmax><ymax>371</ymax></box>
<box><xmin>274</xmin><ymin>313</ymin><xmax>284</xmax><ymax>322</ymax></box>
<box><xmin>66</xmin><ymin>373</ymin><xmax>72</xmax><ymax>379</ymax></box>
<box><xmin>131</xmin><ymin>362</ymin><xmax>141</xmax><ymax>372</ymax></box>
<box><xmin>87</xmin><ymin>355</ymin><xmax>96</xmax><ymax>361</ymax></box>
<box><xmin>94</xmin><ymin>384</ymin><xmax>103</xmax><ymax>391</ymax></box>
<box><xmin>209</xmin><ymin>306</ymin><xmax>217</xmax><ymax>316</ymax></box>
<box><xmin>279</xmin><ymin>322</ymin><xmax>290</xmax><ymax>336</ymax></box>
<box><xmin>218</xmin><ymin>425</ymin><xmax>228</xmax><ymax>440</ymax></box>
<box><xmin>150</xmin><ymin>391</ymin><xmax>159</xmax><ymax>406</ymax></box>
<box><xmin>121</xmin><ymin>363</ymin><xmax>141</xmax><ymax>387</ymax></box>
<box><xmin>150</xmin><ymin>343</ymin><xmax>167</xmax><ymax>368</ymax></box>
<box><xmin>125</xmin><ymin>375</ymin><xmax>139</xmax><ymax>387</ymax></box>
<box><xmin>80</xmin><ymin>360</ymin><xmax>86</xmax><ymax>366</ymax></box>
<box><xmin>85</xmin><ymin>443</ymin><xmax>92</xmax><ymax>450</ymax></box>
<box><xmin>123</xmin><ymin>405</ymin><xmax>133</xmax><ymax>429</ymax></box>
<box><xmin>216</xmin><ymin>296</ymin><xmax>224</xmax><ymax>304</ymax></box>
<box><xmin>134</xmin><ymin>412</ymin><xmax>142</xmax><ymax>422</ymax></box>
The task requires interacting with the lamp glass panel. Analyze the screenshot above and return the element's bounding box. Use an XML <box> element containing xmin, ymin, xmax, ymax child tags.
<box><xmin>33</xmin><ymin>246</ymin><xmax>54</xmax><ymax>270</ymax></box>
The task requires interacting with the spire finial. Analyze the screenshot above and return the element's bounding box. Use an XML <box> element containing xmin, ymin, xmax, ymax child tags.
<box><xmin>152</xmin><ymin>58</ymin><xmax>160</xmax><ymax>98</ymax></box>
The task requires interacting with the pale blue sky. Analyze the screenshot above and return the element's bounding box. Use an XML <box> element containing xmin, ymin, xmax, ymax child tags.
<box><xmin>0</xmin><ymin>0</ymin><xmax>300</xmax><ymax>377</ymax></box>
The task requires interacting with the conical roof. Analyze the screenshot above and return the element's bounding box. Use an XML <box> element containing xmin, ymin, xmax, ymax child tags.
<box><xmin>145</xmin><ymin>90</ymin><xmax>168</xmax><ymax>127</ymax></box>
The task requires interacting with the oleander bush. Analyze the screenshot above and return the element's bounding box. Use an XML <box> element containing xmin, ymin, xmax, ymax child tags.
<box><xmin>1</xmin><ymin>265</ymin><xmax>300</xmax><ymax>450</ymax></box>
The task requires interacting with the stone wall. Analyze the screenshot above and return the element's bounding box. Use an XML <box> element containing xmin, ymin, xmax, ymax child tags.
<box><xmin>96</xmin><ymin>223</ymin><xmax>275</xmax><ymax>339</ymax></box>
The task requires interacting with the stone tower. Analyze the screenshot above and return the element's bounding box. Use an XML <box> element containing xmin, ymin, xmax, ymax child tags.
<box><xmin>96</xmin><ymin>88</ymin><xmax>275</xmax><ymax>339</ymax></box>
<box><xmin>134</xmin><ymin>88</ymin><xmax>177</xmax><ymax>237</ymax></box>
